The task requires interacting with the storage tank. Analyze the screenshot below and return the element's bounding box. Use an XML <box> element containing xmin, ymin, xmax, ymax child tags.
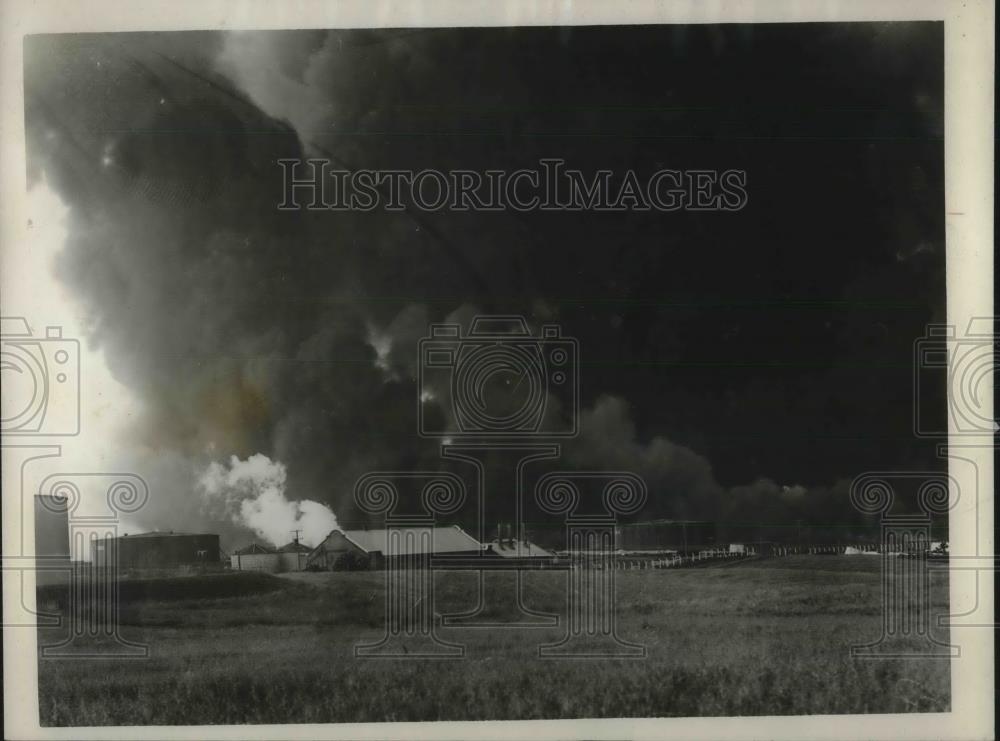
<box><xmin>615</xmin><ymin>520</ymin><xmax>716</xmax><ymax>553</ymax></box>
<box><xmin>92</xmin><ymin>531</ymin><xmax>220</xmax><ymax>571</ymax></box>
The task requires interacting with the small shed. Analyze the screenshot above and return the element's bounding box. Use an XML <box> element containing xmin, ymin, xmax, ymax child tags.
<box><xmin>230</xmin><ymin>543</ymin><xmax>279</xmax><ymax>572</ymax></box>
<box><xmin>277</xmin><ymin>540</ymin><xmax>311</xmax><ymax>571</ymax></box>
<box><xmin>231</xmin><ymin>541</ymin><xmax>311</xmax><ymax>572</ymax></box>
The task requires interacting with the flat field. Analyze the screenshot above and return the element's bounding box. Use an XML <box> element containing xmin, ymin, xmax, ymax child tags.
<box><xmin>35</xmin><ymin>556</ymin><xmax>951</xmax><ymax>725</ymax></box>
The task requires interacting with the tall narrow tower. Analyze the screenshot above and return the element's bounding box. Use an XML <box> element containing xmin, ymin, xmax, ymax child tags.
<box><xmin>34</xmin><ymin>494</ymin><xmax>71</xmax><ymax>585</ymax></box>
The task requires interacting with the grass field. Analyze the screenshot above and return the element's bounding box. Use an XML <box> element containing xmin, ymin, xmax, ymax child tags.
<box><xmin>36</xmin><ymin>556</ymin><xmax>950</xmax><ymax>725</ymax></box>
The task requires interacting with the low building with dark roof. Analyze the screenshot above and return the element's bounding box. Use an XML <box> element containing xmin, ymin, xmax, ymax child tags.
<box><xmin>92</xmin><ymin>531</ymin><xmax>220</xmax><ymax>571</ymax></box>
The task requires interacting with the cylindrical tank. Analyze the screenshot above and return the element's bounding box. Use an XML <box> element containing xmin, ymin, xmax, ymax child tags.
<box><xmin>92</xmin><ymin>532</ymin><xmax>220</xmax><ymax>570</ymax></box>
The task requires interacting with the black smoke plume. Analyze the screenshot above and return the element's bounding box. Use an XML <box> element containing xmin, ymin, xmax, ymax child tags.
<box><xmin>24</xmin><ymin>27</ymin><xmax>945</xmax><ymax>546</ymax></box>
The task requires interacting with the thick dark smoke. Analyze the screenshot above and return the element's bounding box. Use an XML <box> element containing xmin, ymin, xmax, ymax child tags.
<box><xmin>23</xmin><ymin>26</ymin><xmax>945</xmax><ymax>547</ymax></box>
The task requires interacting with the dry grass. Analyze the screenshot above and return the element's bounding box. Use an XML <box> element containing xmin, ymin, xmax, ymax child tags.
<box><xmin>37</xmin><ymin>556</ymin><xmax>950</xmax><ymax>725</ymax></box>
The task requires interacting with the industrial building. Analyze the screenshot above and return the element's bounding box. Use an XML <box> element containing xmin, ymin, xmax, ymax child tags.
<box><xmin>306</xmin><ymin>525</ymin><xmax>484</xmax><ymax>570</ymax></box>
<box><xmin>230</xmin><ymin>542</ymin><xmax>278</xmax><ymax>572</ymax></box>
<box><xmin>277</xmin><ymin>540</ymin><xmax>311</xmax><ymax>571</ymax></box>
<box><xmin>486</xmin><ymin>537</ymin><xmax>557</xmax><ymax>567</ymax></box>
<box><xmin>91</xmin><ymin>531</ymin><xmax>221</xmax><ymax>571</ymax></box>
<box><xmin>230</xmin><ymin>541</ymin><xmax>311</xmax><ymax>573</ymax></box>
<box><xmin>615</xmin><ymin>520</ymin><xmax>716</xmax><ymax>553</ymax></box>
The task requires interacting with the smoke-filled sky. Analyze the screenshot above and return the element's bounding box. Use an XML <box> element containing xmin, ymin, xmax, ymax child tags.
<box><xmin>21</xmin><ymin>24</ymin><xmax>945</xmax><ymax>547</ymax></box>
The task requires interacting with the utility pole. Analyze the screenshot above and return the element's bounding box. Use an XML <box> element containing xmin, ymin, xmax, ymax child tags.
<box><xmin>291</xmin><ymin>529</ymin><xmax>302</xmax><ymax>546</ymax></box>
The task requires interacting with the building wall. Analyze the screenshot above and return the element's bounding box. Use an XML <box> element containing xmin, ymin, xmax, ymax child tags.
<box><xmin>307</xmin><ymin>530</ymin><xmax>487</xmax><ymax>570</ymax></box>
<box><xmin>308</xmin><ymin>531</ymin><xmax>369</xmax><ymax>570</ymax></box>
<box><xmin>93</xmin><ymin>534</ymin><xmax>221</xmax><ymax>570</ymax></box>
<box><xmin>230</xmin><ymin>552</ymin><xmax>281</xmax><ymax>572</ymax></box>
<box><xmin>279</xmin><ymin>551</ymin><xmax>308</xmax><ymax>572</ymax></box>
<box><xmin>230</xmin><ymin>550</ymin><xmax>308</xmax><ymax>572</ymax></box>
<box><xmin>34</xmin><ymin>496</ymin><xmax>71</xmax><ymax>585</ymax></box>
<box><xmin>616</xmin><ymin>521</ymin><xmax>716</xmax><ymax>553</ymax></box>
<box><xmin>34</xmin><ymin>496</ymin><xmax>70</xmax><ymax>558</ymax></box>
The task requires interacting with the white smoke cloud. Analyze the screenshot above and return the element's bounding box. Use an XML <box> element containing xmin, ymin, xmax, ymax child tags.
<box><xmin>198</xmin><ymin>453</ymin><xmax>338</xmax><ymax>548</ymax></box>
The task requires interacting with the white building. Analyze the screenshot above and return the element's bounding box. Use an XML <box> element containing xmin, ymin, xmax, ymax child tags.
<box><xmin>230</xmin><ymin>541</ymin><xmax>311</xmax><ymax>573</ymax></box>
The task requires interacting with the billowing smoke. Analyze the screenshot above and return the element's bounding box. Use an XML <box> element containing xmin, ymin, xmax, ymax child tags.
<box><xmin>22</xmin><ymin>29</ymin><xmax>943</xmax><ymax>546</ymax></box>
<box><xmin>24</xmin><ymin>33</ymin><xmax>391</xmax><ymax>542</ymax></box>
<box><xmin>199</xmin><ymin>454</ymin><xmax>338</xmax><ymax>547</ymax></box>
<box><xmin>564</xmin><ymin>396</ymin><xmax>724</xmax><ymax>520</ymax></box>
